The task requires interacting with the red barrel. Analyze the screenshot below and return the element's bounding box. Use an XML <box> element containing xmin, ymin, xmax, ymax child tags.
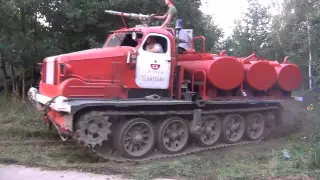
<box><xmin>177</xmin><ymin>53</ymin><xmax>214</xmax><ymax>61</ymax></box>
<box><xmin>269</xmin><ymin>61</ymin><xmax>302</xmax><ymax>91</ymax></box>
<box><xmin>178</xmin><ymin>57</ymin><xmax>245</xmax><ymax>90</ymax></box>
<box><xmin>243</xmin><ymin>60</ymin><xmax>277</xmax><ymax>91</ymax></box>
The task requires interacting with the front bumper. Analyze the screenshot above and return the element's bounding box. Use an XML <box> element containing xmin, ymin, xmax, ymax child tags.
<box><xmin>28</xmin><ymin>87</ymin><xmax>71</xmax><ymax>113</ymax></box>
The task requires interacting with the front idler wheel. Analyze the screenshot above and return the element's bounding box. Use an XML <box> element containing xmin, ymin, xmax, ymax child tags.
<box><xmin>117</xmin><ymin>118</ymin><xmax>156</xmax><ymax>159</ymax></box>
<box><xmin>245</xmin><ymin>113</ymin><xmax>265</xmax><ymax>141</ymax></box>
<box><xmin>157</xmin><ymin>117</ymin><xmax>189</xmax><ymax>154</ymax></box>
<box><xmin>196</xmin><ymin>115</ymin><xmax>222</xmax><ymax>147</ymax></box>
<box><xmin>222</xmin><ymin>114</ymin><xmax>245</xmax><ymax>143</ymax></box>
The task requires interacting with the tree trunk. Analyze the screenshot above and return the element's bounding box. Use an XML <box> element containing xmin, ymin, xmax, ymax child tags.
<box><xmin>10</xmin><ymin>63</ymin><xmax>16</xmax><ymax>93</ymax></box>
<box><xmin>0</xmin><ymin>54</ymin><xmax>9</xmax><ymax>97</ymax></box>
<box><xmin>21</xmin><ymin>65</ymin><xmax>26</xmax><ymax>101</ymax></box>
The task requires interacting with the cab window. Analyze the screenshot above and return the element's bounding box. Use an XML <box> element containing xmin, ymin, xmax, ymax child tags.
<box><xmin>142</xmin><ymin>35</ymin><xmax>168</xmax><ymax>54</ymax></box>
<box><xmin>103</xmin><ymin>32</ymin><xmax>143</xmax><ymax>48</ymax></box>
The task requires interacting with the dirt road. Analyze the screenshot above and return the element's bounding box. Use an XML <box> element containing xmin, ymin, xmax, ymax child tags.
<box><xmin>0</xmin><ymin>164</ymin><xmax>177</xmax><ymax>180</ymax></box>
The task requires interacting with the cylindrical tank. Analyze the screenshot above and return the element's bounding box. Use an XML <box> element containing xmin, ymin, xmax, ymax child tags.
<box><xmin>178</xmin><ymin>57</ymin><xmax>245</xmax><ymax>90</ymax></box>
<box><xmin>177</xmin><ymin>53</ymin><xmax>213</xmax><ymax>61</ymax></box>
<box><xmin>269</xmin><ymin>61</ymin><xmax>302</xmax><ymax>91</ymax></box>
<box><xmin>242</xmin><ymin>60</ymin><xmax>278</xmax><ymax>91</ymax></box>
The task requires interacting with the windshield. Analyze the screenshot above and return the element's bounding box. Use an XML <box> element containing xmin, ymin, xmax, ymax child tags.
<box><xmin>103</xmin><ymin>32</ymin><xmax>143</xmax><ymax>48</ymax></box>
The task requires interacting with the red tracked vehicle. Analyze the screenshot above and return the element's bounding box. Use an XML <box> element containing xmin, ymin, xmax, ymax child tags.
<box><xmin>28</xmin><ymin>10</ymin><xmax>304</xmax><ymax>162</ymax></box>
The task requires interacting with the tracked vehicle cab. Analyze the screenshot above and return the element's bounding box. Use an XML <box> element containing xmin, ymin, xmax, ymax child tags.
<box><xmin>98</xmin><ymin>23</ymin><xmax>197</xmax><ymax>92</ymax></box>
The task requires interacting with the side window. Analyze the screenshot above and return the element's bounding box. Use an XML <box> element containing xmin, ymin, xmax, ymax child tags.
<box><xmin>103</xmin><ymin>33</ymin><xmax>124</xmax><ymax>47</ymax></box>
<box><xmin>120</xmin><ymin>33</ymin><xmax>143</xmax><ymax>47</ymax></box>
<box><xmin>143</xmin><ymin>35</ymin><xmax>168</xmax><ymax>54</ymax></box>
<box><xmin>103</xmin><ymin>32</ymin><xmax>143</xmax><ymax>48</ymax></box>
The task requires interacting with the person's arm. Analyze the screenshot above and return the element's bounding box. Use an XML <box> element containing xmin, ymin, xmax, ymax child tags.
<box><xmin>152</xmin><ymin>13</ymin><xmax>167</xmax><ymax>20</ymax></box>
<box><xmin>161</xmin><ymin>14</ymin><xmax>173</xmax><ymax>28</ymax></box>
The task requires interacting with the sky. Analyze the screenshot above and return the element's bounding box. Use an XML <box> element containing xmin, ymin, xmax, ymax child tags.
<box><xmin>200</xmin><ymin>0</ymin><xmax>248</xmax><ymax>37</ymax></box>
<box><xmin>200</xmin><ymin>0</ymin><xmax>282</xmax><ymax>38</ymax></box>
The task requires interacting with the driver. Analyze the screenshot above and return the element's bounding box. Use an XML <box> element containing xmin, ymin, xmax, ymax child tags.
<box><xmin>151</xmin><ymin>0</ymin><xmax>177</xmax><ymax>28</ymax></box>
<box><xmin>146</xmin><ymin>36</ymin><xmax>164</xmax><ymax>53</ymax></box>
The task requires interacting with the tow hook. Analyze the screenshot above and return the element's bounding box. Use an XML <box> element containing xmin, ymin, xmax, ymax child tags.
<box><xmin>58</xmin><ymin>132</ymin><xmax>69</xmax><ymax>141</ymax></box>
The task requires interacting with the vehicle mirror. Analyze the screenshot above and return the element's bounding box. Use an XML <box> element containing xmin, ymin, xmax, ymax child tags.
<box><xmin>132</xmin><ymin>32</ymin><xmax>137</xmax><ymax>41</ymax></box>
<box><xmin>126</xmin><ymin>51</ymin><xmax>131</xmax><ymax>64</ymax></box>
<box><xmin>126</xmin><ymin>49</ymin><xmax>138</xmax><ymax>69</ymax></box>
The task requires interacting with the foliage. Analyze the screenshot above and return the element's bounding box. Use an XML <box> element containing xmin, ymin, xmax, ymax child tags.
<box><xmin>0</xmin><ymin>0</ymin><xmax>223</xmax><ymax>97</ymax></box>
<box><xmin>221</xmin><ymin>0</ymin><xmax>272</xmax><ymax>57</ymax></box>
<box><xmin>221</xmin><ymin>0</ymin><xmax>320</xmax><ymax>89</ymax></box>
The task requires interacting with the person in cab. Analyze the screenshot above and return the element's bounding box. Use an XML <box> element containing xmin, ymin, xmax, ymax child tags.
<box><xmin>145</xmin><ymin>36</ymin><xmax>164</xmax><ymax>53</ymax></box>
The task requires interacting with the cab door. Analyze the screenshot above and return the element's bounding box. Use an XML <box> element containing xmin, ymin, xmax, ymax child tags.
<box><xmin>135</xmin><ymin>33</ymin><xmax>172</xmax><ymax>89</ymax></box>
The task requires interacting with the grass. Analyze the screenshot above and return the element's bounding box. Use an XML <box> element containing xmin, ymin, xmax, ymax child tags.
<box><xmin>0</xmin><ymin>96</ymin><xmax>55</xmax><ymax>141</ymax></box>
<box><xmin>130</xmin><ymin>142</ymin><xmax>320</xmax><ymax>180</ymax></box>
<box><xmin>129</xmin><ymin>105</ymin><xmax>320</xmax><ymax>180</ymax></box>
<box><xmin>0</xmin><ymin>96</ymin><xmax>320</xmax><ymax>180</ymax></box>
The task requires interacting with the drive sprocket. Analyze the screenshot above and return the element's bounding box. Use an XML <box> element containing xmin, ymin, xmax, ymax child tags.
<box><xmin>75</xmin><ymin>111</ymin><xmax>112</xmax><ymax>148</ymax></box>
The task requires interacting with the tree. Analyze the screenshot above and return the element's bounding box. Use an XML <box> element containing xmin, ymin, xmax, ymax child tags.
<box><xmin>0</xmin><ymin>0</ymin><xmax>60</xmax><ymax>98</ymax></box>
<box><xmin>275</xmin><ymin>0</ymin><xmax>320</xmax><ymax>89</ymax></box>
<box><xmin>225</xmin><ymin>0</ymin><xmax>272</xmax><ymax>58</ymax></box>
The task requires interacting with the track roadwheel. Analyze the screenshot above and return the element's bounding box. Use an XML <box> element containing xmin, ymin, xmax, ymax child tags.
<box><xmin>222</xmin><ymin>114</ymin><xmax>245</xmax><ymax>143</ymax></box>
<box><xmin>196</xmin><ymin>115</ymin><xmax>222</xmax><ymax>147</ymax></box>
<box><xmin>157</xmin><ymin>117</ymin><xmax>189</xmax><ymax>154</ymax></box>
<box><xmin>245</xmin><ymin>113</ymin><xmax>265</xmax><ymax>141</ymax></box>
<box><xmin>117</xmin><ymin>118</ymin><xmax>156</xmax><ymax>159</ymax></box>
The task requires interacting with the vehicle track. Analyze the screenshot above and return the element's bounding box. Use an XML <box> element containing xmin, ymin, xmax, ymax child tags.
<box><xmin>3</xmin><ymin>100</ymin><xmax>302</xmax><ymax>164</ymax></box>
<box><xmin>74</xmin><ymin>103</ymin><xmax>303</xmax><ymax>163</ymax></box>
